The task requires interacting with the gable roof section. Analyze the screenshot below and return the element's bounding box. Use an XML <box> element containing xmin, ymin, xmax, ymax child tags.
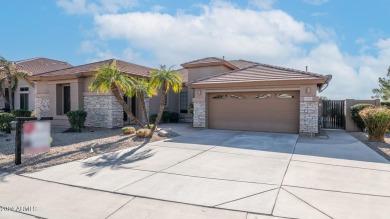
<box><xmin>16</xmin><ymin>57</ymin><xmax>72</xmax><ymax>75</ymax></box>
<box><xmin>190</xmin><ymin>62</ymin><xmax>331</xmax><ymax>87</ymax></box>
<box><xmin>228</xmin><ymin>60</ymin><xmax>259</xmax><ymax>69</ymax></box>
<box><xmin>181</xmin><ymin>57</ymin><xmax>238</xmax><ymax>70</ymax></box>
<box><xmin>31</xmin><ymin>59</ymin><xmax>153</xmax><ymax>80</ymax></box>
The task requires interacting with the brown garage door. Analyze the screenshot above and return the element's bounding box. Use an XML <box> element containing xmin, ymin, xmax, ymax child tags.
<box><xmin>208</xmin><ymin>91</ymin><xmax>300</xmax><ymax>133</ymax></box>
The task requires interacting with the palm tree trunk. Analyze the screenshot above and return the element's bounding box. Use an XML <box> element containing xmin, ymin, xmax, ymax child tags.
<box><xmin>110</xmin><ymin>84</ymin><xmax>143</xmax><ymax>128</ymax></box>
<box><xmin>7</xmin><ymin>79</ymin><xmax>13</xmax><ymax>110</ymax></box>
<box><xmin>152</xmin><ymin>85</ymin><xmax>167</xmax><ymax>133</ymax></box>
<box><xmin>140</xmin><ymin>93</ymin><xmax>150</xmax><ymax>128</ymax></box>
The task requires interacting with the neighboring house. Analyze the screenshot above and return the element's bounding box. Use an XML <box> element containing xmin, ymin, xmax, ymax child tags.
<box><xmin>184</xmin><ymin>57</ymin><xmax>331</xmax><ymax>136</ymax></box>
<box><xmin>30</xmin><ymin>56</ymin><xmax>331</xmax><ymax>136</ymax></box>
<box><xmin>0</xmin><ymin>58</ymin><xmax>72</xmax><ymax>111</ymax></box>
<box><xmin>29</xmin><ymin>59</ymin><xmax>168</xmax><ymax>127</ymax></box>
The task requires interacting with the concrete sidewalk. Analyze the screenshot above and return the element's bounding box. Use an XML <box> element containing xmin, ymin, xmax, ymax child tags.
<box><xmin>0</xmin><ymin>129</ymin><xmax>389</xmax><ymax>219</ymax></box>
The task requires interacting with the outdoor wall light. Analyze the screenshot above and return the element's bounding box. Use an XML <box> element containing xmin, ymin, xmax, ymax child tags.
<box><xmin>198</xmin><ymin>90</ymin><xmax>201</xmax><ymax>95</ymax></box>
<box><xmin>306</xmin><ymin>87</ymin><xmax>311</xmax><ymax>94</ymax></box>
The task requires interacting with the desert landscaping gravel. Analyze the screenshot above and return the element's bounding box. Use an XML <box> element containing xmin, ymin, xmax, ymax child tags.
<box><xmin>0</xmin><ymin>127</ymin><xmax>174</xmax><ymax>174</ymax></box>
<box><xmin>349</xmin><ymin>132</ymin><xmax>390</xmax><ymax>161</ymax></box>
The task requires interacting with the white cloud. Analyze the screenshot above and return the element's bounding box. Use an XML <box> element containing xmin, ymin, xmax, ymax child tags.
<box><xmin>95</xmin><ymin>1</ymin><xmax>316</xmax><ymax>66</ymax></box>
<box><xmin>57</xmin><ymin>0</ymin><xmax>138</xmax><ymax>15</ymax></box>
<box><xmin>78</xmin><ymin>40</ymin><xmax>114</xmax><ymax>62</ymax></box>
<box><xmin>249</xmin><ymin>0</ymin><xmax>277</xmax><ymax>10</ymax></box>
<box><xmin>303</xmin><ymin>0</ymin><xmax>329</xmax><ymax>6</ymax></box>
<box><xmin>62</xmin><ymin>0</ymin><xmax>390</xmax><ymax>99</ymax></box>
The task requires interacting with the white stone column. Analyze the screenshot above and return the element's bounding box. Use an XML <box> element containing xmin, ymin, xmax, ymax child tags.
<box><xmin>35</xmin><ymin>97</ymin><xmax>50</xmax><ymax>119</ymax></box>
<box><xmin>300</xmin><ymin>100</ymin><xmax>319</xmax><ymax>135</ymax></box>
<box><xmin>193</xmin><ymin>99</ymin><xmax>206</xmax><ymax>127</ymax></box>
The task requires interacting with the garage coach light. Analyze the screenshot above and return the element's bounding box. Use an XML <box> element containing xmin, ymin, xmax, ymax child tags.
<box><xmin>306</xmin><ymin>87</ymin><xmax>311</xmax><ymax>94</ymax></box>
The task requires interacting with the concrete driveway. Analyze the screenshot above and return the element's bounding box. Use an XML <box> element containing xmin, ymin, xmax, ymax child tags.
<box><xmin>1</xmin><ymin>128</ymin><xmax>389</xmax><ymax>219</ymax></box>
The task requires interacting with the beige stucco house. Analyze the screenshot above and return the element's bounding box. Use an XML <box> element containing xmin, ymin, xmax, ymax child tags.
<box><xmin>29</xmin><ymin>59</ymin><xmax>181</xmax><ymax>128</ymax></box>
<box><xmin>182</xmin><ymin>57</ymin><xmax>331</xmax><ymax>136</ymax></box>
<box><xmin>26</xmin><ymin>56</ymin><xmax>330</xmax><ymax>136</ymax></box>
<box><xmin>0</xmin><ymin>58</ymin><xmax>72</xmax><ymax>111</ymax></box>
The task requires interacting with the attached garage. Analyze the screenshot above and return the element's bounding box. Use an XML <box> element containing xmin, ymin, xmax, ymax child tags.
<box><xmin>208</xmin><ymin>91</ymin><xmax>300</xmax><ymax>133</ymax></box>
<box><xmin>186</xmin><ymin>58</ymin><xmax>332</xmax><ymax>136</ymax></box>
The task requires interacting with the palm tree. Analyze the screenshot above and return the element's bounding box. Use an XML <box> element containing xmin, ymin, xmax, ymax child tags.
<box><xmin>149</xmin><ymin>65</ymin><xmax>182</xmax><ymax>133</ymax></box>
<box><xmin>0</xmin><ymin>56</ymin><xmax>30</xmax><ymax>110</ymax></box>
<box><xmin>89</xmin><ymin>60</ymin><xmax>143</xmax><ymax>128</ymax></box>
<box><xmin>125</xmin><ymin>78</ymin><xmax>157</xmax><ymax>128</ymax></box>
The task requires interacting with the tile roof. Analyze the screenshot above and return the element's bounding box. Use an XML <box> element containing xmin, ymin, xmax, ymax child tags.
<box><xmin>16</xmin><ymin>58</ymin><xmax>72</xmax><ymax>75</ymax></box>
<box><xmin>181</xmin><ymin>57</ymin><xmax>226</xmax><ymax>66</ymax></box>
<box><xmin>228</xmin><ymin>60</ymin><xmax>259</xmax><ymax>69</ymax></box>
<box><xmin>191</xmin><ymin>62</ymin><xmax>331</xmax><ymax>85</ymax></box>
<box><xmin>33</xmin><ymin>59</ymin><xmax>153</xmax><ymax>78</ymax></box>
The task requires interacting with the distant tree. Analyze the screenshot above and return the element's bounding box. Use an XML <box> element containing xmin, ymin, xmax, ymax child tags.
<box><xmin>372</xmin><ymin>66</ymin><xmax>390</xmax><ymax>101</ymax></box>
<box><xmin>0</xmin><ymin>56</ymin><xmax>30</xmax><ymax>110</ymax></box>
<box><xmin>319</xmin><ymin>96</ymin><xmax>329</xmax><ymax>101</ymax></box>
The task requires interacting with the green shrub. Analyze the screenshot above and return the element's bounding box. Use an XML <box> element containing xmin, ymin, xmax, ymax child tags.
<box><xmin>11</xmin><ymin>109</ymin><xmax>32</xmax><ymax>117</ymax></box>
<box><xmin>170</xmin><ymin>112</ymin><xmax>179</xmax><ymax>123</ymax></box>
<box><xmin>0</xmin><ymin>113</ymin><xmax>15</xmax><ymax>133</ymax></box>
<box><xmin>359</xmin><ymin>107</ymin><xmax>390</xmax><ymax>142</ymax></box>
<box><xmin>381</xmin><ymin>102</ymin><xmax>390</xmax><ymax>107</ymax></box>
<box><xmin>66</xmin><ymin>110</ymin><xmax>87</xmax><ymax>132</ymax></box>
<box><xmin>136</xmin><ymin>128</ymin><xmax>152</xmax><ymax>138</ymax></box>
<box><xmin>350</xmin><ymin>104</ymin><xmax>374</xmax><ymax>129</ymax></box>
<box><xmin>162</xmin><ymin>111</ymin><xmax>171</xmax><ymax>123</ymax></box>
<box><xmin>122</xmin><ymin>126</ymin><xmax>136</xmax><ymax>135</ymax></box>
<box><xmin>150</xmin><ymin>114</ymin><xmax>158</xmax><ymax>123</ymax></box>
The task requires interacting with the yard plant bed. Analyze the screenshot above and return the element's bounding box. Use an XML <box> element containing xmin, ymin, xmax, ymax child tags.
<box><xmin>349</xmin><ymin>132</ymin><xmax>390</xmax><ymax>161</ymax></box>
<box><xmin>0</xmin><ymin>127</ymin><xmax>175</xmax><ymax>174</ymax></box>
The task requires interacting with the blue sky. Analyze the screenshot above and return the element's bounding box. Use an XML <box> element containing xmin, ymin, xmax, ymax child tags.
<box><xmin>1</xmin><ymin>0</ymin><xmax>390</xmax><ymax>99</ymax></box>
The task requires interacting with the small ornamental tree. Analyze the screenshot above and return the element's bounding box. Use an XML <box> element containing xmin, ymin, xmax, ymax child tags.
<box><xmin>350</xmin><ymin>104</ymin><xmax>374</xmax><ymax>129</ymax></box>
<box><xmin>359</xmin><ymin>107</ymin><xmax>390</xmax><ymax>142</ymax></box>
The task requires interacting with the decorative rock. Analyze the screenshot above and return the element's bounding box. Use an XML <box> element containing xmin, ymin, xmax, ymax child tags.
<box><xmin>158</xmin><ymin>130</ymin><xmax>170</xmax><ymax>137</ymax></box>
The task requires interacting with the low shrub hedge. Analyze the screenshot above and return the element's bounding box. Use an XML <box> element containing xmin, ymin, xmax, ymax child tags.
<box><xmin>381</xmin><ymin>102</ymin><xmax>390</xmax><ymax>107</ymax></box>
<box><xmin>350</xmin><ymin>104</ymin><xmax>374</xmax><ymax>129</ymax></box>
<box><xmin>162</xmin><ymin>111</ymin><xmax>171</xmax><ymax>123</ymax></box>
<box><xmin>66</xmin><ymin>110</ymin><xmax>87</xmax><ymax>132</ymax></box>
<box><xmin>150</xmin><ymin>111</ymin><xmax>180</xmax><ymax>124</ymax></box>
<box><xmin>150</xmin><ymin>114</ymin><xmax>158</xmax><ymax>123</ymax></box>
<box><xmin>0</xmin><ymin>113</ymin><xmax>15</xmax><ymax>133</ymax></box>
<box><xmin>170</xmin><ymin>112</ymin><xmax>179</xmax><ymax>123</ymax></box>
<box><xmin>359</xmin><ymin>107</ymin><xmax>390</xmax><ymax>142</ymax></box>
<box><xmin>11</xmin><ymin>109</ymin><xmax>32</xmax><ymax>117</ymax></box>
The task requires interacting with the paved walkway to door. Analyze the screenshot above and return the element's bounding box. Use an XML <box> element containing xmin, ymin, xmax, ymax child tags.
<box><xmin>0</xmin><ymin>128</ymin><xmax>389</xmax><ymax>219</ymax></box>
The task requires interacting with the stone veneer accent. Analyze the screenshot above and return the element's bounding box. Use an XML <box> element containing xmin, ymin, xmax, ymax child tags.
<box><xmin>193</xmin><ymin>100</ymin><xmax>206</xmax><ymax>127</ymax></box>
<box><xmin>35</xmin><ymin>97</ymin><xmax>50</xmax><ymax>118</ymax></box>
<box><xmin>84</xmin><ymin>95</ymin><xmax>123</xmax><ymax>128</ymax></box>
<box><xmin>300</xmin><ymin>100</ymin><xmax>319</xmax><ymax>134</ymax></box>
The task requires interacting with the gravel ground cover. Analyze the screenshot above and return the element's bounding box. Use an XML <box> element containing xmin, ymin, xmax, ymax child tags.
<box><xmin>0</xmin><ymin>127</ymin><xmax>174</xmax><ymax>174</ymax></box>
<box><xmin>349</xmin><ymin>132</ymin><xmax>390</xmax><ymax>161</ymax></box>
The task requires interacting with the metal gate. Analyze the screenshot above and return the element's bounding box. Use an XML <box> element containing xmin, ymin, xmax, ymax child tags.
<box><xmin>321</xmin><ymin>100</ymin><xmax>345</xmax><ymax>129</ymax></box>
